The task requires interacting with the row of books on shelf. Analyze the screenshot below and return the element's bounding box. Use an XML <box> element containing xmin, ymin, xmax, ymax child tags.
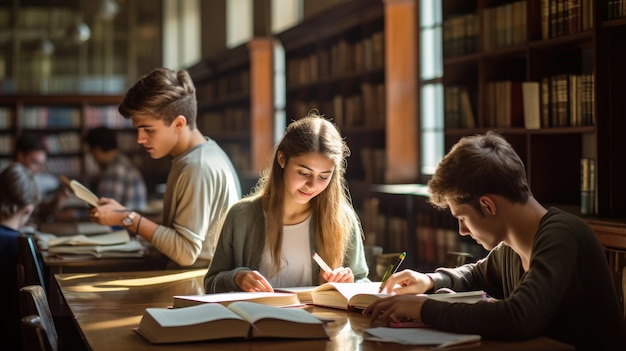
<box><xmin>199</xmin><ymin>108</ymin><xmax>251</xmax><ymax>133</ymax></box>
<box><xmin>542</xmin><ymin>0</ymin><xmax>594</xmax><ymax>39</ymax></box>
<box><xmin>221</xmin><ymin>143</ymin><xmax>251</xmax><ymax>173</ymax></box>
<box><xmin>608</xmin><ymin>0</ymin><xmax>626</xmax><ymax>19</ymax></box>
<box><xmin>366</xmin><ymin>211</ymin><xmax>485</xmax><ymax>269</ymax></box>
<box><xmin>45</xmin><ymin>156</ymin><xmax>82</xmax><ymax>178</ymax></box>
<box><xmin>0</xmin><ymin>108</ymin><xmax>11</xmax><ymax>128</ymax></box>
<box><xmin>360</xmin><ymin>147</ymin><xmax>385</xmax><ymax>184</ymax></box>
<box><xmin>290</xmin><ymin>85</ymin><xmax>385</xmax><ymax>131</ymax></box>
<box><xmin>448</xmin><ymin>74</ymin><xmax>594</xmax><ymax>130</ymax></box>
<box><xmin>20</xmin><ymin>106</ymin><xmax>81</xmax><ymax>128</ymax></box>
<box><xmin>84</xmin><ymin>106</ymin><xmax>132</xmax><ymax>128</ymax></box>
<box><xmin>195</xmin><ymin>70</ymin><xmax>251</xmax><ymax>103</ymax></box>
<box><xmin>443</xmin><ymin>13</ymin><xmax>478</xmax><ymax>59</ymax></box>
<box><xmin>444</xmin><ymin>86</ymin><xmax>476</xmax><ymax>129</ymax></box>
<box><xmin>286</xmin><ymin>31</ymin><xmax>384</xmax><ymax>87</ymax></box>
<box><xmin>44</xmin><ymin>132</ymin><xmax>82</xmax><ymax>153</ymax></box>
<box><xmin>2</xmin><ymin>75</ymin><xmax>126</xmax><ymax>94</ymax></box>
<box><xmin>483</xmin><ymin>0</ymin><xmax>528</xmax><ymax>51</ymax></box>
<box><xmin>0</xmin><ymin>135</ymin><xmax>12</xmax><ymax>155</ymax></box>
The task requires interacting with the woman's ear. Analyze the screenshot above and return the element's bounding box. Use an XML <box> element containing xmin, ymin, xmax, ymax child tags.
<box><xmin>277</xmin><ymin>152</ymin><xmax>286</xmax><ymax>169</ymax></box>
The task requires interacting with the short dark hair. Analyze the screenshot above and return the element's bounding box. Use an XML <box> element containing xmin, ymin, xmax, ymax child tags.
<box><xmin>14</xmin><ymin>132</ymin><xmax>47</xmax><ymax>159</ymax></box>
<box><xmin>84</xmin><ymin>127</ymin><xmax>118</xmax><ymax>152</ymax></box>
<box><xmin>428</xmin><ymin>132</ymin><xmax>531</xmax><ymax>212</ymax></box>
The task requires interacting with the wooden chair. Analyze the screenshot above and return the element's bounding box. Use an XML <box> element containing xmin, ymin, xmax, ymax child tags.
<box><xmin>21</xmin><ymin>314</ymin><xmax>54</xmax><ymax>351</ymax></box>
<box><xmin>17</xmin><ymin>233</ymin><xmax>46</xmax><ymax>290</ymax></box>
<box><xmin>20</xmin><ymin>285</ymin><xmax>58</xmax><ymax>351</ymax></box>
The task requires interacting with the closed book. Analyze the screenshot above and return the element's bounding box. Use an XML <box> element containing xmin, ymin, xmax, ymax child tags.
<box><xmin>135</xmin><ymin>301</ymin><xmax>328</xmax><ymax>344</ymax></box>
<box><xmin>522</xmin><ymin>82</ymin><xmax>541</xmax><ymax>129</ymax></box>
<box><xmin>172</xmin><ymin>291</ymin><xmax>301</xmax><ymax>308</ymax></box>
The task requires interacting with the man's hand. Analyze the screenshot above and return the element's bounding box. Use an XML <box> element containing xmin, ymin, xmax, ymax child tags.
<box><xmin>380</xmin><ymin>269</ymin><xmax>434</xmax><ymax>294</ymax></box>
<box><xmin>363</xmin><ymin>294</ymin><xmax>428</xmax><ymax>323</ymax></box>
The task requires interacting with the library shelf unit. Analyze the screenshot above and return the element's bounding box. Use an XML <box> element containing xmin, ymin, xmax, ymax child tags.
<box><xmin>275</xmin><ymin>0</ymin><xmax>386</xmax><ymax>185</ymax></box>
<box><xmin>442</xmin><ymin>0</ymin><xmax>626</xmax><ymax>300</ymax></box>
<box><xmin>188</xmin><ymin>37</ymin><xmax>274</xmax><ymax>191</ymax></box>
<box><xmin>0</xmin><ymin>94</ymin><xmax>168</xmax><ymax>192</ymax></box>
<box><xmin>442</xmin><ymin>0</ymin><xmax>626</xmax><ymax>219</ymax></box>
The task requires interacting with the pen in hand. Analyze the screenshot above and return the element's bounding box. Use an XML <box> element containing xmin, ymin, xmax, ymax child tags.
<box><xmin>312</xmin><ymin>253</ymin><xmax>332</xmax><ymax>273</ymax></box>
<box><xmin>379</xmin><ymin>251</ymin><xmax>406</xmax><ymax>292</ymax></box>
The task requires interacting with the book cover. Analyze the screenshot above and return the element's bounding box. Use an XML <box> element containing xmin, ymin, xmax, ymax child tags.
<box><xmin>172</xmin><ymin>291</ymin><xmax>301</xmax><ymax>308</ymax></box>
<box><xmin>135</xmin><ymin>301</ymin><xmax>328</xmax><ymax>344</ymax></box>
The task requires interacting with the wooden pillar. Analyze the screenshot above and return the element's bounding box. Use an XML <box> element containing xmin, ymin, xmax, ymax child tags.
<box><xmin>384</xmin><ymin>0</ymin><xmax>419</xmax><ymax>183</ymax></box>
<box><xmin>247</xmin><ymin>38</ymin><xmax>274</xmax><ymax>172</ymax></box>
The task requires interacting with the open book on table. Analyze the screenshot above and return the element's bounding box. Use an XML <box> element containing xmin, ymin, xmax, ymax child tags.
<box><xmin>363</xmin><ymin>327</ymin><xmax>481</xmax><ymax>348</ymax></box>
<box><xmin>135</xmin><ymin>301</ymin><xmax>328</xmax><ymax>344</ymax></box>
<box><xmin>277</xmin><ymin>283</ymin><xmax>487</xmax><ymax>311</ymax></box>
<box><xmin>278</xmin><ymin>282</ymin><xmax>388</xmax><ymax>310</ymax></box>
<box><xmin>59</xmin><ymin>175</ymin><xmax>99</xmax><ymax>207</ymax></box>
<box><xmin>172</xmin><ymin>291</ymin><xmax>302</xmax><ymax>308</ymax></box>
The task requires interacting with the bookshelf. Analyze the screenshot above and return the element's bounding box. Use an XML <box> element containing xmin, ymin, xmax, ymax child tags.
<box><xmin>188</xmin><ymin>38</ymin><xmax>274</xmax><ymax>188</ymax></box>
<box><xmin>275</xmin><ymin>0</ymin><xmax>386</xmax><ymax>184</ymax></box>
<box><xmin>439</xmin><ymin>0</ymin><xmax>626</xmax><ymax>220</ymax></box>
<box><xmin>0</xmin><ymin>95</ymin><xmax>167</xmax><ymax>193</ymax></box>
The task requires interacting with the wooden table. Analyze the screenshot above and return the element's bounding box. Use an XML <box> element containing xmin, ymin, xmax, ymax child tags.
<box><xmin>55</xmin><ymin>270</ymin><xmax>574</xmax><ymax>351</ymax></box>
<box><xmin>37</xmin><ymin>222</ymin><xmax>169</xmax><ymax>316</ymax></box>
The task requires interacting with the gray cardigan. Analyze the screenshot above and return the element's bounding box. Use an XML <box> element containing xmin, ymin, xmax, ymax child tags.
<box><xmin>204</xmin><ymin>197</ymin><xmax>370</xmax><ymax>293</ymax></box>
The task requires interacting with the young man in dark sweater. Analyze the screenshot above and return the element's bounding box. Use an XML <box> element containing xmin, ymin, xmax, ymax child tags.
<box><xmin>365</xmin><ymin>132</ymin><xmax>626</xmax><ymax>350</ymax></box>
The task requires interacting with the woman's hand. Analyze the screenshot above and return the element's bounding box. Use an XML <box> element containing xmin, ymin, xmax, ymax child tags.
<box><xmin>380</xmin><ymin>269</ymin><xmax>433</xmax><ymax>294</ymax></box>
<box><xmin>235</xmin><ymin>270</ymin><xmax>274</xmax><ymax>292</ymax></box>
<box><xmin>363</xmin><ymin>294</ymin><xmax>427</xmax><ymax>323</ymax></box>
<box><xmin>323</xmin><ymin>267</ymin><xmax>354</xmax><ymax>283</ymax></box>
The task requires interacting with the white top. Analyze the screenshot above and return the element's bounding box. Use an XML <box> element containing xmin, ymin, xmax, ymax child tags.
<box><xmin>260</xmin><ymin>214</ymin><xmax>312</xmax><ymax>288</ymax></box>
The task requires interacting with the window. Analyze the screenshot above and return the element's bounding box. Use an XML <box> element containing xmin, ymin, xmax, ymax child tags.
<box><xmin>163</xmin><ymin>0</ymin><xmax>201</xmax><ymax>70</ymax></box>
<box><xmin>419</xmin><ymin>0</ymin><xmax>444</xmax><ymax>176</ymax></box>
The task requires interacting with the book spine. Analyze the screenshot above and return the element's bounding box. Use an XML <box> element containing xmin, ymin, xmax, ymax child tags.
<box><xmin>580</xmin><ymin>158</ymin><xmax>595</xmax><ymax>216</ymax></box>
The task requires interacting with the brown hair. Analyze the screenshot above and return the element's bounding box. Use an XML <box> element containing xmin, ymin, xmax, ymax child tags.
<box><xmin>251</xmin><ymin>111</ymin><xmax>357</xmax><ymax>281</ymax></box>
<box><xmin>118</xmin><ymin>68</ymin><xmax>198</xmax><ymax>129</ymax></box>
<box><xmin>427</xmin><ymin>132</ymin><xmax>531</xmax><ymax>212</ymax></box>
<box><xmin>0</xmin><ymin>163</ymin><xmax>40</xmax><ymax>221</ymax></box>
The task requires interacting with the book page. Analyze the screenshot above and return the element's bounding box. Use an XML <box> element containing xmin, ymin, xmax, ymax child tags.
<box><xmin>227</xmin><ymin>301</ymin><xmax>321</xmax><ymax>325</ymax></box>
<box><xmin>311</xmin><ymin>282</ymin><xmax>383</xmax><ymax>309</ymax></box>
<box><xmin>173</xmin><ymin>291</ymin><xmax>301</xmax><ymax>308</ymax></box>
<box><xmin>148</xmin><ymin>303</ymin><xmax>243</xmax><ymax>327</ymax></box>
<box><xmin>60</xmin><ymin>176</ymin><xmax>99</xmax><ymax>207</ymax></box>
<box><xmin>227</xmin><ymin>301</ymin><xmax>328</xmax><ymax>339</ymax></box>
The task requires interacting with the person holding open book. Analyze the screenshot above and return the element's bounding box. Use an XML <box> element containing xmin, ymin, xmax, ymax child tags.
<box><xmin>83</xmin><ymin>126</ymin><xmax>147</xmax><ymax>211</ymax></box>
<box><xmin>204</xmin><ymin>112</ymin><xmax>369</xmax><ymax>293</ymax></box>
<box><xmin>364</xmin><ymin>132</ymin><xmax>626</xmax><ymax>350</ymax></box>
<box><xmin>0</xmin><ymin>163</ymin><xmax>40</xmax><ymax>350</ymax></box>
<box><xmin>88</xmin><ymin>68</ymin><xmax>242</xmax><ymax>268</ymax></box>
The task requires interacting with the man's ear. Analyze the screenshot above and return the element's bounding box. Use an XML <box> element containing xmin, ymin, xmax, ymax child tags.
<box><xmin>479</xmin><ymin>196</ymin><xmax>496</xmax><ymax>216</ymax></box>
<box><xmin>173</xmin><ymin>115</ymin><xmax>187</xmax><ymax>130</ymax></box>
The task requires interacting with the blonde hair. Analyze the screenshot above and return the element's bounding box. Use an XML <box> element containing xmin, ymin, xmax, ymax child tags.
<box><xmin>250</xmin><ymin>111</ymin><xmax>357</xmax><ymax>282</ymax></box>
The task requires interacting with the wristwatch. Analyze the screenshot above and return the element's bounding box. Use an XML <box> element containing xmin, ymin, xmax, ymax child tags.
<box><xmin>122</xmin><ymin>211</ymin><xmax>137</xmax><ymax>227</ymax></box>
